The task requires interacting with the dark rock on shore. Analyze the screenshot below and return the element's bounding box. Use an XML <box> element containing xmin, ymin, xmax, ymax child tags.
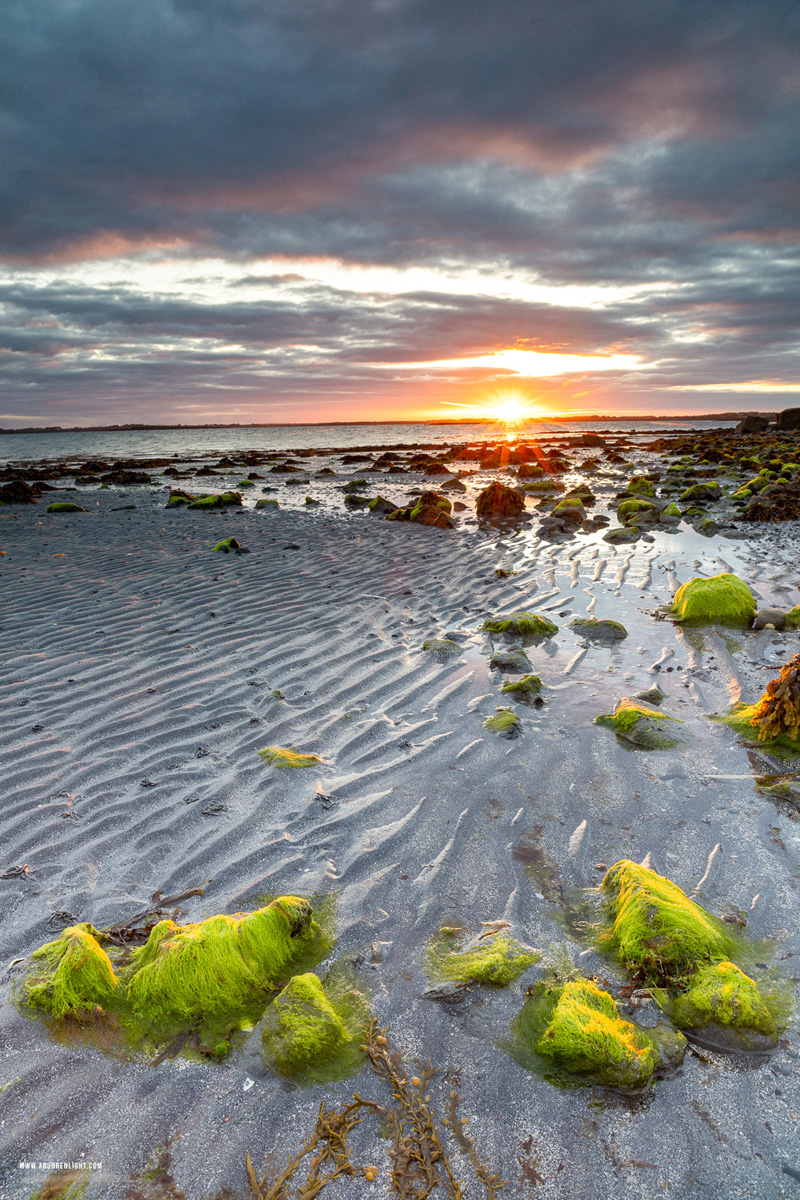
<box><xmin>476</xmin><ymin>481</ymin><xmax>526</xmax><ymax>523</ymax></box>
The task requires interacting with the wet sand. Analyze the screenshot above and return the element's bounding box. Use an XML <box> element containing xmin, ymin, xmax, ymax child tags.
<box><xmin>1</xmin><ymin>438</ymin><xmax>800</xmax><ymax>1199</ymax></box>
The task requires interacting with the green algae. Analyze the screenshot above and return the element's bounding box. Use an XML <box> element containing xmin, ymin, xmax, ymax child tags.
<box><xmin>123</xmin><ymin>897</ymin><xmax>322</xmax><ymax>1048</ymax></box>
<box><xmin>627</xmin><ymin>477</ymin><xmax>656</xmax><ymax>497</ymax></box>
<box><xmin>483</xmin><ymin>707</ymin><xmax>521</xmax><ymax>735</ymax></box>
<box><xmin>261</xmin><ymin>965</ymin><xmax>370</xmax><ymax>1082</ymax></box>
<box><xmin>257</xmin><ymin>745</ymin><xmax>324</xmax><ymax>768</ymax></box>
<box><xmin>237</xmin><ymin>479</ymin><xmax>255</xmax><ymax>488</ymax></box>
<box><xmin>46</xmin><ymin>503</ymin><xmax>85</xmax><ymax>513</ymax></box>
<box><xmin>570</xmin><ymin>618</ymin><xmax>628</xmax><ymax>642</ymax></box>
<box><xmin>500</xmin><ymin>673</ymin><xmax>543</xmax><ymax>702</ymax></box>
<box><xmin>595</xmin><ymin>698</ymin><xmax>687</xmax><ymax>749</ymax></box>
<box><xmin>659</xmin><ymin>960</ymin><xmax>786</xmax><ymax>1049</ymax></box>
<box><xmin>669</xmin><ymin>572</ymin><xmax>756</xmax><ymax>627</ymax></box>
<box><xmin>211</xmin><ymin>537</ymin><xmax>241</xmax><ymax>552</ymax></box>
<box><xmin>785</xmin><ymin>605</ymin><xmax>800</xmax><ymax>628</ymax></box>
<box><xmin>489</xmin><ymin>646</ymin><xmax>533</xmax><ymax>673</ymax></box>
<box><xmin>29</xmin><ymin>1171</ymin><xmax>90</xmax><ymax>1200</ymax></box>
<box><xmin>552</xmin><ymin>497</ymin><xmax>584</xmax><ymax>516</ymax></box>
<box><xmin>618</xmin><ymin>498</ymin><xmax>657</xmax><ymax>524</ymax></box>
<box><xmin>482</xmin><ymin>612</ymin><xmax>558</xmax><ymax>638</ymax></box>
<box><xmin>21</xmin><ymin>924</ymin><xmax>119</xmax><ymax>1021</ymax></box>
<box><xmin>600</xmin><ymin>860</ymin><xmax>735</xmax><ymax>979</ymax></box>
<box><xmin>255</xmin><ymin>497</ymin><xmax>280</xmax><ymax>508</ymax></box>
<box><xmin>602</xmin><ymin>526</ymin><xmax>640</xmax><ymax>544</ymax></box>
<box><xmin>711</xmin><ymin>704</ymin><xmax>800</xmax><ymax>758</ymax></box>
<box><xmin>426</xmin><ymin>927</ymin><xmax>540</xmax><ymax>987</ymax></box>
<box><xmin>661</xmin><ymin>502</ymin><xmax>681</xmax><ymax>517</ymax></box>
<box><xmin>186</xmin><ymin>491</ymin><xmax>242</xmax><ymax>509</ymax></box>
<box><xmin>423</xmin><ymin>637</ymin><xmax>460</xmax><ymax>658</ymax></box>
<box><xmin>506</xmin><ymin>977</ymin><xmax>679</xmax><ymax>1090</ymax></box>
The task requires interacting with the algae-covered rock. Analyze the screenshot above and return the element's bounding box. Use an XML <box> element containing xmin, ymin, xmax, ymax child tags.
<box><xmin>600</xmin><ymin>860</ymin><xmax>735</xmax><ymax>977</ymax></box>
<box><xmin>522</xmin><ymin>478</ymin><xmax>562</xmax><ymax>494</ymax></box>
<box><xmin>678</xmin><ymin>482</ymin><xmax>722</xmax><ymax>503</ymax></box>
<box><xmin>663</xmin><ymin>960</ymin><xmax>784</xmax><ymax>1050</ymax></box>
<box><xmin>255</xmin><ymin>498</ymin><xmax>280</xmax><ymax>509</ymax></box>
<box><xmin>661</xmin><ymin>503</ymin><xmax>682</xmax><ymax>518</ymax></box>
<box><xmin>570</xmin><ymin>618</ymin><xmax>627</xmax><ymax>642</ymax></box>
<box><xmin>21</xmin><ymin>924</ymin><xmax>118</xmax><ymax>1020</ymax></box>
<box><xmin>669</xmin><ymin>573</ymin><xmax>756</xmax><ymax>627</ymax></box>
<box><xmin>489</xmin><ymin>646</ymin><xmax>532</xmax><ymax>673</ymax></box>
<box><xmin>476</xmin><ymin>481</ymin><xmax>526</xmax><ymax>523</ymax></box>
<box><xmin>261</xmin><ymin>965</ymin><xmax>370</xmax><ymax>1082</ymax></box>
<box><xmin>595</xmin><ymin>698</ymin><xmax>688</xmax><ymax>749</ymax></box>
<box><xmin>237</xmin><ymin>479</ymin><xmax>255</xmax><ymax>488</ymax></box>
<box><xmin>483</xmin><ymin>612</ymin><xmax>558</xmax><ymax>639</ymax></box>
<box><xmin>713</xmin><ymin>703</ymin><xmax>800</xmax><ymax>758</ymax></box>
<box><xmin>186</xmin><ymin>491</ymin><xmax>242</xmax><ymax>509</ymax></box>
<box><xmin>367</xmin><ymin>495</ymin><xmax>399</xmax><ymax>514</ymax></box>
<box><xmin>627</xmin><ymin>476</ymin><xmax>656</xmax><ymax>497</ymax></box>
<box><xmin>785</xmin><ymin>605</ymin><xmax>800</xmax><ymax>628</ymax></box>
<box><xmin>124</xmin><ymin>897</ymin><xmax>319</xmax><ymax>1041</ymax></box>
<box><xmin>212</xmin><ymin>537</ymin><xmax>243</xmax><ymax>553</ymax></box>
<box><xmin>483</xmin><ymin>707</ymin><xmax>521</xmax><ymax>736</ymax></box>
<box><xmin>257</xmin><ymin>746</ymin><xmax>324</xmax><ymax>768</ymax></box>
<box><xmin>501</xmin><ymin>674</ymin><xmax>543</xmax><ymax>703</ymax></box>
<box><xmin>602</xmin><ymin>525</ymin><xmax>640</xmax><ymax>544</ymax></box>
<box><xmin>46</xmin><ymin>502</ymin><xmax>86</xmax><ymax>513</ymax></box>
<box><xmin>552</xmin><ymin>497</ymin><xmax>585</xmax><ymax>523</ymax></box>
<box><xmin>426</xmin><ymin>928</ymin><xmax>540</xmax><ymax>987</ymax></box>
<box><xmin>423</xmin><ymin>637</ymin><xmax>460</xmax><ymax>659</ymax></box>
<box><xmin>511</xmin><ymin>978</ymin><xmax>669</xmax><ymax>1090</ymax></box>
<box><xmin>618</xmin><ymin>498</ymin><xmax>657</xmax><ymax>524</ymax></box>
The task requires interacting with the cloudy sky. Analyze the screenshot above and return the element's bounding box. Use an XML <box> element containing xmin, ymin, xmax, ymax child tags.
<box><xmin>1</xmin><ymin>0</ymin><xmax>799</xmax><ymax>426</ymax></box>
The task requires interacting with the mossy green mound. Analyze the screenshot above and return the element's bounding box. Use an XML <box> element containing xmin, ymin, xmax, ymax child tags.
<box><xmin>212</xmin><ymin>537</ymin><xmax>241</xmax><ymax>552</ymax></box>
<box><xmin>124</xmin><ymin>897</ymin><xmax>321</xmax><ymax>1046</ymax></box>
<box><xmin>509</xmin><ymin>978</ymin><xmax>680</xmax><ymax>1090</ymax></box>
<box><xmin>669</xmin><ymin>573</ymin><xmax>756</xmax><ymax>627</ymax></box>
<box><xmin>522</xmin><ymin>478</ymin><xmax>561</xmax><ymax>493</ymax></box>
<box><xmin>426</xmin><ymin>928</ymin><xmax>540</xmax><ymax>987</ymax></box>
<box><xmin>261</xmin><ymin>967</ymin><xmax>370</xmax><ymax>1082</ymax></box>
<box><xmin>595</xmin><ymin>699</ymin><xmax>687</xmax><ymax>750</ymax></box>
<box><xmin>661</xmin><ymin>502</ymin><xmax>681</xmax><ymax>517</ymax></box>
<box><xmin>678</xmin><ymin>482</ymin><xmax>722</xmax><ymax>503</ymax></box>
<box><xmin>46</xmin><ymin>503</ymin><xmax>86</xmax><ymax>513</ymax></box>
<box><xmin>187</xmin><ymin>491</ymin><xmax>242</xmax><ymax>509</ymax></box>
<box><xmin>255</xmin><ymin>497</ymin><xmax>280</xmax><ymax>508</ymax></box>
<box><xmin>662</xmin><ymin>961</ymin><xmax>785</xmax><ymax>1050</ymax></box>
<box><xmin>712</xmin><ymin>704</ymin><xmax>800</xmax><ymax>758</ymax></box>
<box><xmin>501</xmin><ymin>674</ymin><xmax>543</xmax><ymax>702</ymax></box>
<box><xmin>627</xmin><ymin>477</ymin><xmax>656</xmax><ymax>497</ymax></box>
<box><xmin>618</xmin><ymin>498</ymin><xmax>657</xmax><ymax>524</ymax></box>
<box><xmin>257</xmin><ymin>745</ymin><xmax>324</xmax><ymax>768</ymax></box>
<box><xmin>600</xmin><ymin>860</ymin><xmax>735</xmax><ymax>978</ymax></box>
<box><xmin>483</xmin><ymin>612</ymin><xmax>558</xmax><ymax>638</ymax></box>
<box><xmin>22</xmin><ymin>924</ymin><xmax>118</xmax><ymax>1020</ymax></box>
<box><xmin>785</xmin><ymin>605</ymin><xmax>800</xmax><ymax>628</ymax></box>
<box><xmin>570</xmin><ymin>618</ymin><xmax>627</xmax><ymax>642</ymax></box>
<box><xmin>423</xmin><ymin>637</ymin><xmax>460</xmax><ymax>658</ymax></box>
<box><xmin>602</xmin><ymin>526</ymin><xmax>640</xmax><ymax>544</ymax></box>
<box><xmin>237</xmin><ymin>479</ymin><xmax>255</xmax><ymax>488</ymax></box>
<box><xmin>483</xmin><ymin>707</ymin><xmax>521</xmax><ymax>735</ymax></box>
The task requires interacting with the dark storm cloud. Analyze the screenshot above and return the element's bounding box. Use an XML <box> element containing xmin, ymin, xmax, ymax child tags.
<box><xmin>1</xmin><ymin>0</ymin><xmax>799</xmax><ymax>418</ymax></box>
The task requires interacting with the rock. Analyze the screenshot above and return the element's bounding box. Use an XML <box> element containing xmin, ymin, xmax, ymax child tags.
<box><xmin>453</xmin><ymin>500</ymin><xmax>468</xmax><ymax>512</ymax></box>
<box><xmin>776</xmin><ymin>407</ymin><xmax>800</xmax><ymax>431</ymax></box>
<box><xmin>513</xmin><ymin>977</ymin><xmax>678</xmax><ymax>1090</ymax></box>
<box><xmin>736</xmin><ymin>414</ymin><xmax>771</xmax><ymax>433</ymax></box>
<box><xmin>46</xmin><ymin>502</ymin><xmax>86</xmax><ymax>513</ymax></box>
<box><xmin>385</xmin><ymin>492</ymin><xmax>455</xmax><ymax>528</ymax></box>
<box><xmin>618</xmin><ymin>498</ymin><xmax>658</xmax><ymax>524</ymax></box>
<box><xmin>753</xmin><ymin>608</ymin><xmax>786</xmax><ymax>631</ymax></box>
<box><xmin>602</xmin><ymin>526</ymin><xmax>640</xmax><ymax>544</ymax></box>
<box><xmin>212</xmin><ymin>537</ymin><xmax>248</xmax><ymax>554</ymax></box>
<box><xmin>626</xmin><ymin>476</ymin><xmax>656</xmax><ymax>497</ymax></box>
<box><xmin>500</xmin><ymin>674</ymin><xmax>544</xmax><ymax>703</ymax></box>
<box><xmin>422</xmin><ymin>637</ymin><xmax>460</xmax><ymax>659</ymax></box>
<box><xmin>678</xmin><ymin>482</ymin><xmax>722</xmax><ymax>504</ymax></box>
<box><xmin>633</xmin><ymin>684</ymin><xmax>666</xmax><ymax>706</ymax></box>
<box><xmin>669</xmin><ymin>573</ymin><xmax>756</xmax><ymax>627</ymax></box>
<box><xmin>483</xmin><ymin>707</ymin><xmax>521</xmax><ymax>736</ymax></box>
<box><xmin>255</xmin><ymin>498</ymin><xmax>280</xmax><ymax>509</ymax></box>
<box><xmin>0</xmin><ymin>480</ymin><xmax>39</xmax><ymax>504</ymax></box>
<box><xmin>570</xmin><ymin>618</ymin><xmax>628</xmax><ymax>642</ymax></box>
<box><xmin>552</xmin><ymin>497</ymin><xmax>585</xmax><ymax>524</ymax></box>
<box><xmin>664</xmin><ymin>960</ymin><xmax>781</xmax><ymax>1051</ymax></box>
<box><xmin>344</xmin><ymin>493</ymin><xmax>370</xmax><ymax>509</ymax></box>
<box><xmin>366</xmin><ymin>495</ymin><xmax>399</xmax><ymax>514</ymax></box>
<box><xmin>483</xmin><ymin>612</ymin><xmax>558</xmax><ymax>638</ymax></box>
<box><xmin>574</xmin><ymin>432</ymin><xmax>604</xmax><ymax>447</ymax></box>
<box><xmin>441</xmin><ymin>476</ymin><xmax>467</xmax><ymax>491</ymax></box>
<box><xmin>489</xmin><ymin>646</ymin><xmax>533</xmax><ymax>673</ymax></box>
<box><xmin>476</xmin><ymin>481</ymin><xmax>526</xmax><ymax>523</ymax></box>
<box><xmin>595</xmin><ymin>698</ymin><xmax>691</xmax><ymax>749</ymax></box>
<box><xmin>517</xmin><ymin>462</ymin><xmax>544</xmax><ymax>479</ymax></box>
<box><xmin>426</xmin><ymin>927</ymin><xmax>539</xmax><ymax>986</ymax></box>
<box><xmin>423</xmin><ymin>462</ymin><xmax>449</xmax><ymax>475</ymax></box>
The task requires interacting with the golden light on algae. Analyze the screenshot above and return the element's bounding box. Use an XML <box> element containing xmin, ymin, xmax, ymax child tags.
<box><xmin>599</xmin><ymin>860</ymin><xmax>736</xmax><ymax>978</ymax></box>
<box><xmin>658</xmin><ymin>960</ymin><xmax>789</xmax><ymax>1051</ymax></box>
<box><xmin>425</xmin><ymin>927</ymin><xmax>541</xmax><ymax>988</ymax></box>
<box><xmin>713</xmin><ymin>652</ymin><xmax>800</xmax><ymax>758</ymax></box>
<box><xmin>21</xmin><ymin>923</ymin><xmax>118</xmax><ymax>1021</ymax></box>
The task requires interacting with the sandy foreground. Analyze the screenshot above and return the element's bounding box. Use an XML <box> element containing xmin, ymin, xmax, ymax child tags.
<box><xmin>1</xmin><ymin>459</ymin><xmax>800</xmax><ymax>1199</ymax></box>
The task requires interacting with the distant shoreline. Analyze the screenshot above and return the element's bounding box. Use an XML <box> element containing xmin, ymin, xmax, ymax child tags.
<box><xmin>0</xmin><ymin>411</ymin><xmax>773</xmax><ymax>434</ymax></box>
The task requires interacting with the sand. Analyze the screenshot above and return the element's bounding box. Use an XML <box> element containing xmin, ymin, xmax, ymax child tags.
<box><xmin>1</xmin><ymin>448</ymin><xmax>800</xmax><ymax>1199</ymax></box>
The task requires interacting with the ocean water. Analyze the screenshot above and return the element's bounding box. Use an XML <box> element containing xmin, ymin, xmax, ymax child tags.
<box><xmin>0</xmin><ymin>418</ymin><xmax>738</xmax><ymax>465</ymax></box>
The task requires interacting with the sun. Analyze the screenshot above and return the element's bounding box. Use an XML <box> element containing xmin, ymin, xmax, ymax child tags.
<box><xmin>492</xmin><ymin>396</ymin><xmax>530</xmax><ymax>422</ymax></box>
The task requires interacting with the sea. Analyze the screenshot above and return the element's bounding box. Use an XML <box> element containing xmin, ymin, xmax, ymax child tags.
<box><xmin>0</xmin><ymin>419</ymin><xmax>739</xmax><ymax>465</ymax></box>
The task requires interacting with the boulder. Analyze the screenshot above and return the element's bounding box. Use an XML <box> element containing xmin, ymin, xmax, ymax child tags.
<box><xmin>735</xmin><ymin>414</ymin><xmax>771</xmax><ymax>434</ymax></box>
<box><xmin>776</xmin><ymin>407</ymin><xmax>800</xmax><ymax>431</ymax></box>
<box><xmin>595</xmin><ymin>698</ymin><xmax>691</xmax><ymax>749</ymax></box>
<box><xmin>476</xmin><ymin>481</ymin><xmax>526</xmax><ymax>523</ymax></box>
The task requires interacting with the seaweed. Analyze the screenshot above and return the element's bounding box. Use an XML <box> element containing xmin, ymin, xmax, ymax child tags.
<box><xmin>482</xmin><ymin>612</ymin><xmax>558</xmax><ymax>638</ymax></box>
<box><xmin>21</xmin><ymin>923</ymin><xmax>119</xmax><ymax>1020</ymax></box>
<box><xmin>668</xmin><ymin>573</ymin><xmax>756</xmax><ymax>627</ymax></box>
<box><xmin>257</xmin><ymin>746</ymin><xmax>324</xmax><ymax>768</ymax></box>
<box><xmin>483</xmin><ymin>708</ymin><xmax>521</xmax><ymax>736</ymax></box>
<box><xmin>658</xmin><ymin>960</ymin><xmax>787</xmax><ymax>1049</ymax></box>
<box><xmin>261</xmin><ymin>964</ymin><xmax>371</xmax><ymax>1083</ymax></box>
<box><xmin>425</xmin><ymin>927</ymin><xmax>540</xmax><ymax>987</ymax></box>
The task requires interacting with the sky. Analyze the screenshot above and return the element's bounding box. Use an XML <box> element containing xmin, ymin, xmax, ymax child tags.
<box><xmin>1</xmin><ymin>0</ymin><xmax>799</xmax><ymax>427</ymax></box>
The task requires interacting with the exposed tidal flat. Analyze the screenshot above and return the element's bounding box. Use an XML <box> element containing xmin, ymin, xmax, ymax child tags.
<box><xmin>1</xmin><ymin>423</ymin><xmax>800</xmax><ymax>1199</ymax></box>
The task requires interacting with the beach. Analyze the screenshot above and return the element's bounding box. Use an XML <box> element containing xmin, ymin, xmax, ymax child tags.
<box><xmin>2</xmin><ymin>426</ymin><xmax>800</xmax><ymax>1199</ymax></box>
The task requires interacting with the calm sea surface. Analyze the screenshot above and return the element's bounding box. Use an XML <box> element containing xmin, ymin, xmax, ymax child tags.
<box><xmin>0</xmin><ymin>419</ymin><xmax>738</xmax><ymax>464</ymax></box>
